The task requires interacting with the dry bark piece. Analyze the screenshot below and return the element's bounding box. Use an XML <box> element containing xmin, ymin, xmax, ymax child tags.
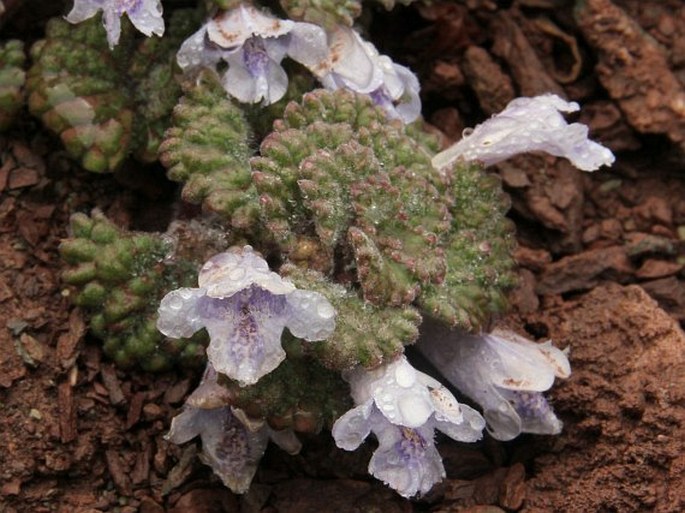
<box><xmin>461</xmin><ymin>46</ymin><xmax>515</xmax><ymax>114</ymax></box>
<box><xmin>58</xmin><ymin>380</ymin><xmax>77</xmax><ymax>443</ymax></box>
<box><xmin>635</xmin><ymin>259</ymin><xmax>683</xmax><ymax>279</ymax></box>
<box><xmin>56</xmin><ymin>308</ymin><xmax>86</xmax><ymax>369</ymax></box>
<box><xmin>105</xmin><ymin>450</ymin><xmax>132</xmax><ymax>495</ymax></box>
<box><xmin>100</xmin><ymin>365</ymin><xmax>125</xmax><ymax>406</ymax></box>
<box><xmin>536</xmin><ymin>246</ymin><xmax>633</xmax><ymax>294</ymax></box>
<box><xmin>491</xmin><ymin>11</ymin><xmax>565</xmax><ymax>97</ymax></box>
<box><xmin>527</xmin><ymin>17</ymin><xmax>583</xmax><ymax>84</ymax></box>
<box><xmin>168</xmin><ymin>488</ymin><xmax>238</xmax><ymax>513</ymax></box>
<box><xmin>575</xmin><ymin>0</ymin><xmax>685</xmax><ymax>149</ymax></box>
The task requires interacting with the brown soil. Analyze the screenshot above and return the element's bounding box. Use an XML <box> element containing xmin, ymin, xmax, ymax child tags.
<box><xmin>1</xmin><ymin>1</ymin><xmax>684</xmax><ymax>512</ymax></box>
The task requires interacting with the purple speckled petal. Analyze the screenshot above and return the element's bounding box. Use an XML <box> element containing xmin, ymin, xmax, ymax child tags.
<box><xmin>497</xmin><ymin>389</ymin><xmax>562</xmax><ymax>436</ymax></box>
<box><xmin>369</xmin><ymin>420</ymin><xmax>445</xmax><ymax>498</ymax></box>
<box><xmin>198</xmin><ymin>407</ymin><xmax>269</xmax><ymax>494</ymax></box>
<box><xmin>202</xmin><ymin>288</ymin><xmax>289</xmax><ymax>386</ymax></box>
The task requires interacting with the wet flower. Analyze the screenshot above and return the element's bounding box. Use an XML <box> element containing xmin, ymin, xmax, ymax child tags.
<box><xmin>432</xmin><ymin>93</ymin><xmax>615</xmax><ymax>172</ymax></box>
<box><xmin>157</xmin><ymin>246</ymin><xmax>336</xmax><ymax>386</ymax></box>
<box><xmin>417</xmin><ymin>327</ymin><xmax>571</xmax><ymax>441</ymax></box>
<box><xmin>66</xmin><ymin>0</ymin><xmax>164</xmax><ymax>49</ymax></box>
<box><xmin>332</xmin><ymin>355</ymin><xmax>485</xmax><ymax>497</ymax></box>
<box><xmin>166</xmin><ymin>364</ymin><xmax>300</xmax><ymax>493</ymax></box>
<box><xmin>177</xmin><ymin>5</ymin><xmax>327</xmax><ymax>105</ymax></box>
<box><xmin>313</xmin><ymin>27</ymin><xmax>421</xmax><ymax>123</ymax></box>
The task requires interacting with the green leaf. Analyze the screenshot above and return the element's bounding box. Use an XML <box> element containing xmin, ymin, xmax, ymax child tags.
<box><xmin>27</xmin><ymin>12</ymin><xmax>197</xmax><ymax>172</ymax></box>
<box><xmin>0</xmin><ymin>40</ymin><xmax>26</xmax><ymax>131</ymax></box>
<box><xmin>279</xmin><ymin>0</ymin><xmax>362</xmax><ymax>29</ymax></box>
<box><xmin>159</xmin><ymin>70</ymin><xmax>259</xmax><ymax>230</ymax></box>
<box><xmin>59</xmin><ymin>210</ymin><xmax>206</xmax><ymax>371</ymax></box>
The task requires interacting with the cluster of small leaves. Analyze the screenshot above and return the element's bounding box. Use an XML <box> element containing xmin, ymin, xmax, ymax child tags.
<box><xmin>159</xmin><ymin>71</ymin><xmax>259</xmax><ymax>231</ymax></box>
<box><xmin>0</xmin><ymin>40</ymin><xmax>26</xmax><ymax>131</ymax></box>
<box><xmin>251</xmin><ymin>89</ymin><xmax>516</xmax><ymax>330</ymax></box>
<box><xmin>282</xmin><ymin>264</ymin><xmax>421</xmax><ymax>370</ymax></box>
<box><xmin>60</xmin><ymin>210</ymin><xmax>206</xmax><ymax>371</ymax></box>
<box><xmin>368</xmin><ymin>0</ymin><xmax>419</xmax><ymax>10</ymax></box>
<box><xmin>207</xmin><ymin>0</ymin><xmax>243</xmax><ymax>10</ymax></box>
<box><xmin>26</xmin><ymin>11</ymin><xmax>197</xmax><ymax>173</ymax></box>
<box><xmin>279</xmin><ymin>0</ymin><xmax>362</xmax><ymax>28</ymax></box>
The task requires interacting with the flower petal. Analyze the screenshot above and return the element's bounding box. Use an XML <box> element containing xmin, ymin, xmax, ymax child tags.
<box><xmin>433</xmin><ymin>403</ymin><xmax>486</xmax><ymax>443</ymax></box>
<box><xmin>208</xmin><ymin>4</ymin><xmax>293</xmax><ymax>49</ymax></box>
<box><xmin>166</xmin><ymin>406</ymin><xmax>206</xmax><ymax>444</ymax></box>
<box><xmin>346</xmin><ymin>356</ymin><xmax>435</xmax><ymax>428</ymax></box>
<box><xmin>491</xmin><ymin>328</ymin><xmax>571</xmax><ymax>379</ymax></box>
<box><xmin>102</xmin><ymin>8</ymin><xmax>123</xmax><ymax>48</ymax></box>
<box><xmin>432</xmin><ymin>93</ymin><xmax>615</xmax><ymax>171</ymax></box>
<box><xmin>202</xmin><ymin>290</ymin><xmax>288</xmax><ymax>386</ymax></box>
<box><xmin>317</xmin><ymin>27</ymin><xmax>383</xmax><ymax>94</ymax></box>
<box><xmin>484</xmin><ymin>331</ymin><xmax>565</xmax><ymax>391</ymax></box>
<box><xmin>285</xmin><ymin>289</ymin><xmax>336</xmax><ymax>341</ymax></box>
<box><xmin>198</xmin><ymin>407</ymin><xmax>270</xmax><ymax>494</ymax></box>
<box><xmin>482</xmin><ymin>399</ymin><xmax>523</xmax><ymax>441</ymax></box>
<box><xmin>331</xmin><ymin>401</ymin><xmax>374</xmax><ymax>451</ymax></box>
<box><xmin>126</xmin><ymin>0</ymin><xmax>164</xmax><ymax>38</ymax></box>
<box><xmin>157</xmin><ymin>287</ymin><xmax>206</xmax><ymax>339</ymax></box>
<box><xmin>369</xmin><ymin>422</ymin><xmax>445</xmax><ymax>498</ymax></box>
<box><xmin>498</xmin><ymin>389</ymin><xmax>563</xmax><ymax>436</ymax></box>
<box><xmin>269</xmin><ymin>427</ymin><xmax>302</xmax><ymax>455</ymax></box>
<box><xmin>286</xmin><ymin>22</ymin><xmax>329</xmax><ymax>70</ymax></box>
<box><xmin>198</xmin><ymin>247</ymin><xmax>295</xmax><ymax>299</ymax></box>
<box><xmin>65</xmin><ymin>0</ymin><xmax>104</xmax><ymax>24</ymax></box>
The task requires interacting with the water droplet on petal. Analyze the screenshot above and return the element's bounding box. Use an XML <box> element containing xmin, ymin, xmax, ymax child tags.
<box><xmin>394</xmin><ymin>364</ymin><xmax>415</xmax><ymax>388</ymax></box>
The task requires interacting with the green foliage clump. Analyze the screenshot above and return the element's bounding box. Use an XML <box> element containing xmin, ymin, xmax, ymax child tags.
<box><xmin>282</xmin><ymin>264</ymin><xmax>421</xmax><ymax>370</ymax></box>
<box><xmin>0</xmin><ymin>40</ymin><xmax>26</xmax><ymax>131</ymax></box>
<box><xmin>60</xmin><ymin>210</ymin><xmax>206</xmax><ymax>371</ymax></box>
<box><xmin>279</xmin><ymin>0</ymin><xmax>362</xmax><ymax>28</ymax></box>
<box><xmin>26</xmin><ymin>11</ymin><xmax>197</xmax><ymax>173</ymax></box>
<box><xmin>252</xmin><ymin>89</ymin><xmax>516</xmax><ymax>330</ymax></box>
<box><xmin>159</xmin><ymin>71</ymin><xmax>259</xmax><ymax>231</ymax></box>
<box><xmin>222</xmin><ymin>344</ymin><xmax>352</xmax><ymax>432</ymax></box>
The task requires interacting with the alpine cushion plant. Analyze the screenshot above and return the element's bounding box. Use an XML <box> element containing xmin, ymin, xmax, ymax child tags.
<box><xmin>157</xmin><ymin>246</ymin><xmax>336</xmax><ymax>386</ymax></box>
<box><xmin>47</xmin><ymin>0</ymin><xmax>620</xmax><ymax>501</ymax></box>
<box><xmin>66</xmin><ymin>0</ymin><xmax>165</xmax><ymax>48</ymax></box>
<box><xmin>332</xmin><ymin>355</ymin><xmax>486</xmax><ymax>497</ymax></box>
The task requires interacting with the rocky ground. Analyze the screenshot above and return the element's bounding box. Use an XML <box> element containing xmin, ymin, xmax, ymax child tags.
<box><xmin>1</xmin><ymin>0</ymin><xmax>684</xmax><ymax>512</ymax></box>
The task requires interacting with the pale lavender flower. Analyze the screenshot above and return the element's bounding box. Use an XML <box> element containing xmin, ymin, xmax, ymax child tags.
<box><xmin>166</xmin><ymin>364</ymin><xmax>300</xmax><ymax>493</ymax></box>
<box><xmin>177</xmin><ymin>5</ymin><xmax>327</xmax><ymax>105</ymax></box>
<box><xmin>417</xmin><ymin>327</ymin><xmax>571</xmax><ymax>441</ymax></box>
<box><xmin>313</xmin><ymin>27</ymin><xmax>421</xmax><ymax>123</ymax></box>
<box><xmin>157</xmin><ymin>246</ymin><xmax>336</xmax><ymax>386</ymax></box>
<box><xmin>66</xmin><ymin>0</ymin><xmax>164</xmax><ymax>49</ymax></box>
<box><xmin>432</xmin><ymin>94</ymin><xmax>615</xmax><ymax>172</ymax></box>
<box><xmin>332</xmin><ymin>355</ymin><xmax>485</xmax><ymax>497</ymax></box>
